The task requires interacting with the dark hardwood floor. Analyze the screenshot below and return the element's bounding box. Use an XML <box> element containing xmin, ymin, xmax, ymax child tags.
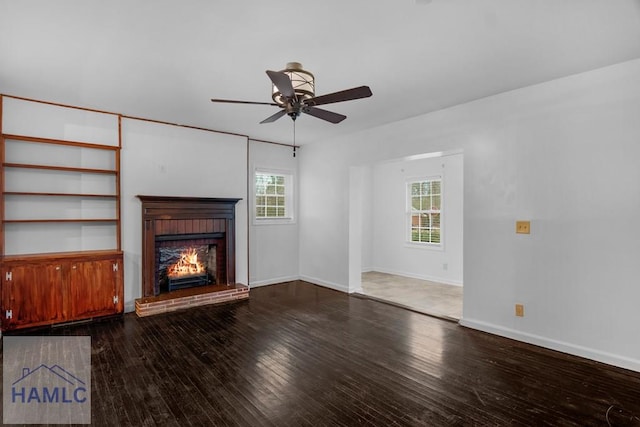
<box><xmin>3</xmin><ymin>280</ymin><xmax>640</xmax><ymax>426</ymax></box>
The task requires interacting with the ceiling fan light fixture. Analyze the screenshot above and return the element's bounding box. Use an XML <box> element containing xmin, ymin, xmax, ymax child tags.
<box><xmin>272</xmin><ymin>62</ymin><xmax>315</xmax><ymax>106</ymax></box>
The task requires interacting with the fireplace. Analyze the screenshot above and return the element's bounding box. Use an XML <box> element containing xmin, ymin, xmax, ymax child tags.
<box><xmin>137</xmin><ymin>196</ymin><xmax>241</xmax><ymax>298</ymax></box>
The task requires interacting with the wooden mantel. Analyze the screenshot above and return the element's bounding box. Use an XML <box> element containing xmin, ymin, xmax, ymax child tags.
<box><xmin>137</xmin><ymin>196</ymin><xmax>242</xmax><ymax>298</ymax></box>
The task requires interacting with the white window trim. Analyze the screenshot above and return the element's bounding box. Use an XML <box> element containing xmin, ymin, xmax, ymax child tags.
<box><xmin>253</xmin><ymin>168</ymin><xmax>296</xmax><ymax>225</ymax></box>
<box><xmin>405</xmin><ymin>175</ymin><xmax>444</xmax><ymax>251</ymax></box>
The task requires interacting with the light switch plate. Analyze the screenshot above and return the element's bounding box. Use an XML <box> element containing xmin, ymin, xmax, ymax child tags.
<box><xmin>516</xmin><ymin>220</ymin><xmax>530</xmax><ymax>234</ymax></box>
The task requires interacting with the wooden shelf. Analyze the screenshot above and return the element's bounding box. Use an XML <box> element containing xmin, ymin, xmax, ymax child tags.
<box><xmin>2</xmin><ymin>249</ymin><xmax>123</xmax><ymax>263</ymax></box>
<box><xmin>4</xmin><ymin>191</ymin><xmax>117</xmax><ymax>198</ymax></box>
<box><xmin>3</xmin><ymin>133</ymin><xmax>120</xmax><ymax>151</ymax></box>
<box><xmin>3</xmin><ymin>162</ymin><xmax>117</xmax><ymax>175</ymax></box>
<box><xmin>3</xmin><ymin>218</ymin><xmax>117</xmax><ymax>224</ymax></box>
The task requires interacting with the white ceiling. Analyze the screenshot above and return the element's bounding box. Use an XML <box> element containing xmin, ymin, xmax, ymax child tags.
<box><xmin>2</xmin><ymin>0</ymin><xmax>640</xmax><ymax>145</ymax></box>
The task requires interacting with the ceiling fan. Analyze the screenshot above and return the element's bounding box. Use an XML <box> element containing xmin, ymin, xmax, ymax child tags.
<box><xmin>211</xmin><ymin>62</ymin><xmax>373</xmax><ymax>124</ymax></box>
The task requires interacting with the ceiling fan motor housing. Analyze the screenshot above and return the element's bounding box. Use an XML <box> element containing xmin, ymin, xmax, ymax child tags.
<box><xmin>272</xmin><ymin>62</ymin><xmax>315</xmax><ymax>105</ymax></box>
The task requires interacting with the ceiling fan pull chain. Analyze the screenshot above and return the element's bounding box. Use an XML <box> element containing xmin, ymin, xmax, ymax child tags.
<box><xmin>293</xmin><ymin>120</ymin><xmax>297</xmax><ymax>158</ymax></box>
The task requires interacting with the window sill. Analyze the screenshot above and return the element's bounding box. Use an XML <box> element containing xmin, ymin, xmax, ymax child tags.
<box><xmin>253</xmin><ymin>217</ymin><xmax>296</xmax><ymax>226</ymax></box>
<box><xmin>404</xmin><ymin>242</ymin><xmax>443</xmax><ymax>251</ymax></box>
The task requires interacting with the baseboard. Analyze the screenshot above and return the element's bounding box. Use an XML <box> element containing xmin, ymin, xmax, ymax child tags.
<box><xmin>459</xmin><ymin>318</ymin><xmax>640</xmax><ymax>373</ymax></box>
<box><xmin>249</xmin><ymin>275</ymin><xmax>300</xmax><ymax>288</ymax></box>
<box><xmin>371</xmin><ymin>267</ymin><xmax>463</xmax><ymax>287</ymax></box>
<box><xmin>124</xmin><ymin>301</ymin><xmax>136</xmax><ymax>314</ymax></box>
<box><xmin>299</xmin><ymin>275</ymin><xmax>350</xmax><ymax>293</ymax></box>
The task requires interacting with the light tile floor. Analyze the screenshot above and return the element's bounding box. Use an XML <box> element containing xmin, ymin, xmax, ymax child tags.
<box><xmin>359</xmin><ymin>271</ymin><xmax>463</xmax><ymax>321</ymax></box>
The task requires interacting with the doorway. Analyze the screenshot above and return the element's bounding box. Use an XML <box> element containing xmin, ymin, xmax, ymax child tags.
<box><xmin>349</xmin><ymin>151</ymin><xmax>464</xmax><ymax>321</ymax></box>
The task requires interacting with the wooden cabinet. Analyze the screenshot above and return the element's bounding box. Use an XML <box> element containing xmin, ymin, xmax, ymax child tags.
<box><xmin>1</xmin><ymin>251</ymin><xmax>123</xmax><ymax>331</ymax></box>
<box><xmin>68</xmin><ymin>257</ymin><xmax>123</xmax><ymax>319</ymax></box>
<box><xmin>1</xmin><ymin>262</ymin><xmax>64</xmax><ymax>329</ymax></box>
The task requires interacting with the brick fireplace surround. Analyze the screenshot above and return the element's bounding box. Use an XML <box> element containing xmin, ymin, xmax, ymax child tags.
<box><xmin>134</xmin><ymin>196</ymin><xmax>248</xmax><ymax>317</ymax></box>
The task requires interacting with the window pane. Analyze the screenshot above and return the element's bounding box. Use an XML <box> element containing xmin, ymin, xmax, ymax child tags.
<box><xmin>277</xmin><ymin>207</ymin><xmax>285</xmax><ymax>216</ymax></box>
<box><xmin>432</xmin><ymin>180</ymin><xmax>441</xmax><ymax>195</ymax></box>
<box><xmin>266</xmin><ymin>207</ymin><xmax>277</xmax><ymax>217</ymax></box>
<box><xmin>276</xmin><ymin>185</ymin><xmax>285</xmax><ymax>195</ymax></box>
<box><xmin>421</xmin><ymin>182</ymin><xmax>430</xmax><ymax>195</ymax></box>
<box><xmin>275</xmin><ymin>176</ymin><xmax>285</xmax><ymax>185</ymax></box>
<box><xmin>256</xmin><ymin>207</ymin><xmax>265</xmax><ymax>217</ymax></box>
<box><xmin>420</xmin><ymin>196</ymin><xmax>430</xmax><ymax>210</ymax></box>
<box><xmin>420</xmin><ymin>213</ymin><xmax>430</xmax><ymax>228</ymax></box>
<box><xmin>276</xmin><ymin>196</ymin><xmax>285</xmax><ymax>206</ymax></box>
<box><xmin>431</xmin><ymin>229</ymin><xmax>441</xmax><ymax>243</ymax></box>
<box><xmin>411</xmin><ymin>196</ymin><xmax>421</xmax><ymax>210</ymax></box>
<box><xmin>266</xmin><ymin>185</ymin><xmax>275</xmax><ymax>194</ymax></box>
<box><xmin>432</xmin><ymin>213</ymin><xmax>440</xmax><ymax>228</ymax></box>
<box><xmin>432</xmin><ymin>195</ymin><xmax>441</xmax><ymax>210</ymax></box>
<box><xmin>411</xmin><ymin>183</ymin><xmax>421</xmax><ymax>196</ymax></box>
<box><xmin>256</xmin><ymin>196</ymin><xmax>265</xmax><ymax>206</ymax></box>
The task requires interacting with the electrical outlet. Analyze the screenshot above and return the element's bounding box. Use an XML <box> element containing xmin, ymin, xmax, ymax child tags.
<box><xmin>516</xmin><ymin>221</ymin><xmax>530</xmax><ymax>234</ymax></box>
<box><xmin>515</xmin><ymin>304</ymin><xmax>524</xmax><ymax>317</ymax></box>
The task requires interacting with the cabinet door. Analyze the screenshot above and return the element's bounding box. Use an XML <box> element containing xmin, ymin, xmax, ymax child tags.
<box><xmin>2</xmin><ymin>263</ymin><xmax>64</xmax><ymax>329</ymax></box>
<box><xmin>68</xmin><ymin>259</ymin><xmax>121</xmax><ymax>319</ymax></box>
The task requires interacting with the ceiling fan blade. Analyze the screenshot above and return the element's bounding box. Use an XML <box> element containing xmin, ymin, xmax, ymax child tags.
<box><xmin>303</xmin><ymin>106</ymin><xmax>347</xmax><ymax>124</ymax></box>
<box><xmin>211</xmin><ymin>98</ymin><xmax>278</xmax><ymax>106</ymax></box>
<box><xmin>305</xmin><ymin>86</ymin><xmax>372</xmax><ymax>107</ymax></box>
<box><xmin>260</xmin><ymin>109</ymin><xmax>287</xmax><ymax>124</ymax></box>
<box><xmin>266</xmin><ymin>70</ymin><xmax>296</xmax><ymax>100</ymax></box>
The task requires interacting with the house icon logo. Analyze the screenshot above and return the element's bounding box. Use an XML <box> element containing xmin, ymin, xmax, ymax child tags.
<box><xmin>3</xmin><ymin>336</ymin><xmax>91</xmax><ymax>424</ymax></box>
<box><xmin>11</xmin><ymin>364</ymin><xmax>88</xmax><ymax>404</ymax></box>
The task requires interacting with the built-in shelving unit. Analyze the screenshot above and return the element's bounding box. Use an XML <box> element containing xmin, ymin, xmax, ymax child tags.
<box><xmin>0</xmin><ymin>94</ymin><xmax>124</xmax><ymax>330</ymax></box>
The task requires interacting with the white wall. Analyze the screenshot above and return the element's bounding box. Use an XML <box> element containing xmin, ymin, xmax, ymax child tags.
<box><xmin>299</xmin><ymin>140</ymin><xmax>359</xmax><ymax>292</ymax></box>
<box><xmin>248</xmin><ymin>140</ymin><xmax>299</xmax><ymax>287</ymax></box>
<box><xmin>370</xmin><ymin>153</ymin><xmax>463</xmax><ymax>285</ymax></box>
<box><xmin>299</xmin><ymin>58</ymin><xmax>640</xmax><ymax>372</ymax></box>
<box><xmin>120</xmin><ymin>119</ymin><xmax>248</xmax><ymax>310</ymax></box>
<box><xmin>359</xmin><ymin>165</ymin><xmax>374</xmax><ymax>272</ymax></box>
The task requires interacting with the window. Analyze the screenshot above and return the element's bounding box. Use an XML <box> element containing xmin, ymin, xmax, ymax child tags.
<box><xmin>408</xmin><ymin>178</ymin><xmax>441</xmax><ymax>244</ymax></box>
<box><xmin>255</xmin><ymin>171</ymin><xmax>293</xmax><ymax>221</ymax></box>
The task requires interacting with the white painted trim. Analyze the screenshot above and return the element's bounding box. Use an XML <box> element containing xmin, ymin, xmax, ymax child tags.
<box><xmin>124</xmin><ymin>302</ymin><xmax>136</xmax><ymax>313</ymax></box>
<box><xmin>371</xmin><ymin>267</ymin><xmax>463</xmax><ymax>287</ymax></box>
<box><xmin>459</xmin><ymin>318</ymin><xmax>640</xmax><ymax>373</ymax></box>
<box><xmin>299</xmin><ymin>275</ymin><xmax>350</xmax><ymax>293</ymax></box>
<box><xmin>374</xmin><ymin>148</ymin><xmax>464</xmax><ymax>166</ymax></box>
<box><xmin>249</xmin><ymin>275</ymin><xmax>300</xmax><ymax>288</ymax></box>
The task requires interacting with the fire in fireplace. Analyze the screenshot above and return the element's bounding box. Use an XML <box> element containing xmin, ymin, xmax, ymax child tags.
<box><xmin>162</xmin><ymin>246</ymin><xmax>213</xmax><ymax>292</ymax></box>
<box><xmin>155</xmin><ymin>233</ymin><xmax>225</xmax><ymax>295</ymax></box>
<box><xmin>168</xmin><ymin>248</ymin><xmax>205</xmax><ymax>277</ymax></box>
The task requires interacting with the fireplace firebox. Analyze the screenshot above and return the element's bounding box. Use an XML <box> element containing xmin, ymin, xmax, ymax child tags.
<box><xmin>137</xmin><ymin>196</ymin><xmax>241</xmax><ymax>298</ymax></box>
<box><xmin>155</xmin><ymin>232</ymin><xmax>225</xmax><ymax>293</ymax></box>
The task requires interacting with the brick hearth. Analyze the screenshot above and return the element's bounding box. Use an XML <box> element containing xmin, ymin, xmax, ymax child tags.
<box><xmin>135</xmin><ymin>284</ymin><xmax>249</xmax><ymax>317</ymax></box>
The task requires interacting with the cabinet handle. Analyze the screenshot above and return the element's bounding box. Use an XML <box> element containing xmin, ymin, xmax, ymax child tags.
<box><xmin>72</xmin><ymin>265</ymin><xmax>77</xmax><ymax>269</ymax></box>
<box><xmin>56</xmin><ymin>266</ymin><xmax>61</xmax><ymax>271</ymax></box>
